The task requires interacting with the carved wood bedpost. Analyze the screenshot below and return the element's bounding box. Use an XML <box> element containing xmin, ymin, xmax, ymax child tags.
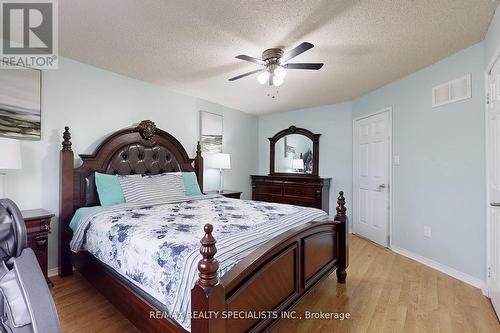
<box><xmin>334</xmin><ymin>191</ymin><xmax>348</xmax><ymax>283</ymax></box>
<box><xmin>194</xmin><ymin>141</ymin><xmax>204</xmax><ymax>192</ymax></box>
<box><xmin>191</xmin><ymin>224</ymin><xmax>225</xmax><ymax>333</ymax></box>
<box><xmin>59</xmin><ymin>126</ymin><xmax>74</xmax><ymax>277</ymax></box>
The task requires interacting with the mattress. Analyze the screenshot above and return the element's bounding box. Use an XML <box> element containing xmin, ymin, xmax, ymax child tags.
<box><xmin>70</xmin><ymin>194</ymin><xmax>326</xmax><ymax>331</ymax></box>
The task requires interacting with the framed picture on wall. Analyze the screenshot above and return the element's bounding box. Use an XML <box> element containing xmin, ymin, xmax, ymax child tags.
<box><xmin>0</xmin><ymin>63</ymin><xmax>42</xmax><ymax>140</ymax></box>
<box><xmin>200</xmin><ymin>111</ymin><xmax>223</xmax><ymax>153</ymax></box>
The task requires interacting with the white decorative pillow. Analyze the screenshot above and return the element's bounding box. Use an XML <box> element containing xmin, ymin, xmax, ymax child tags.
<box><xmin>118</xmin><ymin>173</ymin><xmax>186</xmax><ymax>203</ymax></box>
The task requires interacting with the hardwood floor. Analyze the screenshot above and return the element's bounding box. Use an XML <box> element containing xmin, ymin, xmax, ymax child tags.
<box><xmin>51</xmin><ymin>235</ymin><xmax>499</xmax><ymax>332</ymax></box>
<box><xmin>51</xmin><ymin>272</ymin><xmax>139</xmax><ymax>333</ymax></box>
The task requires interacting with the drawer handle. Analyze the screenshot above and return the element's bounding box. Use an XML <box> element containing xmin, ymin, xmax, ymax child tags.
<box><xmin>41</xmin><ymin>223</ymin><xmax>50</xmax><ymax>232</ymax></box>
<box><xmin>35</xmin><ymin>238</ymin><xmax>47</xmax><ymax>248</ymax></box>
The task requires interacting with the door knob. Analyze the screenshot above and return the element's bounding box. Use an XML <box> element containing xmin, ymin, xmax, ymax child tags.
<box><xmin>377</xmin><ymin>184</ymin><xmax>389</xmax><ymax>191</ymax></box>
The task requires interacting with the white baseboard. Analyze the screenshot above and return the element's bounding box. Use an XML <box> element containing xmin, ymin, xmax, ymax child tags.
<box><xmin>48</xmin><ymin>267</ymin><xmax>59</xmax><ymax>278</ymax></box>
<box><xmin>390</xmin><ymin>245</ymin><xmax>487</xmax><ymax>295</ymax></box>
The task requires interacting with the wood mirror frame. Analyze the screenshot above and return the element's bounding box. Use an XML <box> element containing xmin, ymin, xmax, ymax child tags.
<box><xmin>269</xmin><ymin>126</ymin><xmax>320</xmax><ymax>177</ymax></box>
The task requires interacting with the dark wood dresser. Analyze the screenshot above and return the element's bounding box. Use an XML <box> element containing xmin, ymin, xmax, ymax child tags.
<box><xmin>21</xmin><ymin>209</ymin><xmax>54</xmax><ymax>285</ymax></box>
<box><xmin>251</xmin><ymin>175</ymin><xmax>331</xmax><ymax>213</ymax></box>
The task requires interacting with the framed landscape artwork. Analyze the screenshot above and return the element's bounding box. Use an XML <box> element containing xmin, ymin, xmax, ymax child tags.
<box><xmin>200</xmin><ymin>111</ymin><xmax>223</xmax><ymax>153</ymax></box>
<box><xmin>0</xmin><ymin>64</ymin><xmax>42</xmax><ymax>139</ymax></box>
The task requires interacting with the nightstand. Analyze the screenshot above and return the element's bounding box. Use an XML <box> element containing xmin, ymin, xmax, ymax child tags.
<box><xmin>21</xmin><ymin>209</ymin><xmax>54</xmax><ymax>286</ymax></box>
<box><xmin>205</xmin><ymin>190</ymin><xmax>242</xmax><ymax>199</ymax></box>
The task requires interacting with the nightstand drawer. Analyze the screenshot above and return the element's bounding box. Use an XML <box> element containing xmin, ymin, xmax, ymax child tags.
<box><xmin>204</xmin><ymin>190</ymin><xmax>242</xmax><ymax>199</ymax></box>
<box><xmin>25</xmin><ymin>218</ymin><xmax>51</xmax><ymax>234</ymax></box>
<box><xmin>220</xmin><ymin>192</ymin><xmax>241</xmax><ymax>199</ymax></box>
<box><xmin>22</xmin><ymin>209</ymin><xmax>54</xmax><ymax>286</ymax></box>
<box><xmin>28</xmin><ymin>235</ymin><xmax>48</xmax><ymax>274</ymax></box>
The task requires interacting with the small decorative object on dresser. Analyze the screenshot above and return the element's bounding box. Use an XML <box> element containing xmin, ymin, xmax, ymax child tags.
<box><xmin>22</xmin><ymin>209</ymin><xmax>54</xmax><ymax>286</ymax></box>
<box><xmin>252</xmin><ymin>126</ymin><xmax>331</xmax><ymax>212</ymax></box>
<box><xmin>204</xmin><ymin>189</ymin><xmax>242</xmax><ymax>199</ymax></box>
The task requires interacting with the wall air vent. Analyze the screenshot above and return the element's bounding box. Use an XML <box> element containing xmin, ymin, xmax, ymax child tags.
<box><xmin>432</xmin><ymin>74</ymin><xmax>471</xmax><ymax>108</ymax></box>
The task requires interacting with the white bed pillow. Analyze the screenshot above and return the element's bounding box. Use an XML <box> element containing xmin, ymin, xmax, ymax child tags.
<box><xmin>118</xmin><ymin>173</ymin><xmax>186</xmax><ymax>203</ymax></box>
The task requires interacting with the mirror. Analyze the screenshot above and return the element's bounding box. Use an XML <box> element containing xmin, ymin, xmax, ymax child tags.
<box><xmin>269</xmin><ymin>126</ymin><xmax>320</xmax><ymax>177</ymax></box>
<box><xmin>275</xmin><ymin>134</ymin><xmax>313</xmax><ymax>174</ymax></box>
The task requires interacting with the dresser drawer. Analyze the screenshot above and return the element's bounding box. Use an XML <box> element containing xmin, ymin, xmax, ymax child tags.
<box><xmin>283</xmin><ymin>185</ymin><xmax>319</xmax><ymax>198</ymax></box>
<box><xmin>283</xmin><ymin>196</ymin><xmax>320</xmax><ymax>209</ymax></box>
<box><xmin>251</xmin><ymin>175</ymin><xmax>331</xmax><ymax>213</ymax></box>
<box><xmin>253</xmin><ymin>183</ymin><xmax>282</xmax><ymax>195</ymax></box>
<box><xmin>253</xmin><ymin>193</ymin><xmax>283</xmax><ymax>203</ymax></box>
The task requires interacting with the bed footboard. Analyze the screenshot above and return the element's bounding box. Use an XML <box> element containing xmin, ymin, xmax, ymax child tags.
<box><xmin>191</xmin><ymin>191</ymin><xmax>348</xmax><ymax>333</ymax></box>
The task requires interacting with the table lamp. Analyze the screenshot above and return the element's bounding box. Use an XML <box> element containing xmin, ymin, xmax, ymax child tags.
<box><xmin>291</xmin><ymin>158</ymin><xmax>304</xmax><ymax>172</ymax></box>
<box><xmin>207</xmin><ymin>153</ymin><xmax>231</xmax><ymax>193</ymax></box>
<box><xmin>0</xmin><ymin>138</ymin><xmax>22</xmax><ymax>198</ymax></box>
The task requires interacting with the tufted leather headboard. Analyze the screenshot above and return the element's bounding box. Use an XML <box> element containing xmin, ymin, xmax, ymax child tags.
<box><xmin>59</xmin><ymin>120</ymin><xmax>204</xmax><ymax>276</ymax></box>
<box><xmin>83</xmin><ymin>143</ymin><xmax>185</xmax><ymax>206</ymax></box>
<box><xmin>62</xmin><ymin>120</ymin><xmax>204</xmax><ymax>208</ymax></box>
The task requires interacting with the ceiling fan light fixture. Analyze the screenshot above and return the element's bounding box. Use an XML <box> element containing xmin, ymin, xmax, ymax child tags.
<box><xmin>273</xmin><ymin>66</ymin><xmax>287</xmax><ymax>80</ymax></box>
<box><xmin>257</xmin><ymin>71</ymin><xmax>270</xmax><ymax>84</ymax></box>
<box><xmin>273</xmin><ymin>76</ymin><xmax>284</xmax><ymax>86</ymax></box>
<box><xmin>230</xmin><ymin>42</ymin><xmax>322</xmax><ymax>84</ymax></box>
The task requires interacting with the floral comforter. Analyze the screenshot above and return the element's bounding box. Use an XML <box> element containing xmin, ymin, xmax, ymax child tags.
<box><xmin>70</xmin><ymin>195</ymin><xmax>327</xmax><ymax>331</ymax></box>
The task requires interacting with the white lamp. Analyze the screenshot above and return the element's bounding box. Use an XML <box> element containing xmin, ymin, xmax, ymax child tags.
<box><xmin>0</xmin><ymin>138</ymin><xmax>22</xmax><ymax>198</ymax></box>
<box><xmin>207</xmin><ymin>153</ymin><xmax>231</xmax><ymax>193</ymax></box>
<box><xmin>291</xmin><ymin>158</ymin><xmax>304</xmax><ymax>172</ymax></box>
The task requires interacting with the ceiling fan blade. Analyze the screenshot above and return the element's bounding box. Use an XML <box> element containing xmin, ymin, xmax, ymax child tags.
<box><xmin>283</xmin><ymin>63</ymin><xmax>324</xmax><ymax>70</ymax></box>
<box><xmin>281</xmin><ymin>42</ymin><xmax>314</xmax><ymax>62</ymax></box>
<box><xmin>228</xmin><ymin>69</ymin><xmax>264</xmax><ymax>81</ymax></box>
<box><xmin>235</xmin><ymin>55</ymin><xmax>266</xmax><ymax>65</ymax></box>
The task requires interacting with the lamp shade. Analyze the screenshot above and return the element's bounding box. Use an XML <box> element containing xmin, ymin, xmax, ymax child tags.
<box><xmin>0</xmin><ymin>138</ymin><xmax>22</xmax><ymax>170</ymax></box>
<box><xmin>207</xmin><ymin>153</ymin><xmax>231</xmax><ymax>169</ymax></box>
<box><xmin>291</xmin><ymin>158</ymin><xmax>304</xmax><ymax>170</ymax></box>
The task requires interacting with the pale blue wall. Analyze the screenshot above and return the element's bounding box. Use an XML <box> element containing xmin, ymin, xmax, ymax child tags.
<box><xmin>6</xmin><ymin>3</ymin><xmax>500</xmax><ymax>277</ymax></box>
<box><xmin>258</xmin><ymin>42</ymin><xmax>490</xmax><ymax>280</ymax></box>
<box><xmin>258</xmin><ymin>102</ymin><xmax>353</xmax><ymax>217</ymax></box>
<box><xmin>485</xmin><ymin>4</ymin><xmax>500</xmax><ymax>65</ymax></box>
<box><xmin>352</xmin><ymin>42</ymin><xmax>486</xmax><ymax>279</ymax></box>
<box><xmin>257</xmin><ymin>6</ymin><xmax>500</xmax><ymax>281</ymax></box>
<box><xmin>6</xmin><ymin>57</ymin><xmax>259</xmax><ymax>270</ymax></box>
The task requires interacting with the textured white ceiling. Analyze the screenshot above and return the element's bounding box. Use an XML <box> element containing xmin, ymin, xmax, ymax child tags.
<box><xmin>59</xmin><ymin>0</ymin><xmax>499</xmax><ymax>114</ymax></box>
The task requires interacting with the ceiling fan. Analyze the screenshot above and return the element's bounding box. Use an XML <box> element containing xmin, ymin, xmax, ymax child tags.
<box><xmin>228</xmin><ymin>42</ymin><xmax>323</xmax><ymax>86</ymax></box>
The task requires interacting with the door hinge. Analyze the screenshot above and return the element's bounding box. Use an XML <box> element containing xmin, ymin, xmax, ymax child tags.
<box><xmin>487</xmin><ymin>92</ymin><xmax>490</xmax><ymax>105</ymax></box>
<box><xmin>488</xmin><ymin>266</ymin><xmax>494</xmax><ymax>278</ymax></box>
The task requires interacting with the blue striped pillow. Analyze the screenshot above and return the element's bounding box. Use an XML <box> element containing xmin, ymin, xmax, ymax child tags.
<box><xmin>118</xmin><ymin>173</ymin><xmax>186</xmax><ymax>203</ymax></box>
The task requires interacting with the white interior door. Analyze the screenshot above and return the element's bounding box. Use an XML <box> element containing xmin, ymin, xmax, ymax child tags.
<box><xmin>487</xmin><ymin>57</ymin><xmax>500</xmax><ymax>316</ymax></box>
<box><xmin>353</xmin><ymin>110</ymin><xmax>391</xmax><ymax>246</ymax></box>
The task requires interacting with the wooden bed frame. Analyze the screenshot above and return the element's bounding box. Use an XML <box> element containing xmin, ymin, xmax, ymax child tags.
<box><xmin>59</xmin><ymin>120</ymin><xmax>348</xmax><ymax>333</ymax></box>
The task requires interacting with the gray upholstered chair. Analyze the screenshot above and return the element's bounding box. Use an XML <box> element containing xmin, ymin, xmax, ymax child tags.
<box><xmin>0</xmin><ymin>199</ymin><xmax>61</xmax><ymax>333</ymax></box>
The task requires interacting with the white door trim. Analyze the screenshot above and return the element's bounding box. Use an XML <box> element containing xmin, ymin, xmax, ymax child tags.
<box><xmin>484</xmin><ymin>70</ymin><xmax>491</xmax><ymax>298</ymax></box>
<box><xmin>352</xmin><ymin>107</ymin><xmax>393</xmax><ymax>247</ymax></box>
<box><xmin>485</xmin><ymin>43</ymin><xmax>500</xmax><ymax>298</ymax></box>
